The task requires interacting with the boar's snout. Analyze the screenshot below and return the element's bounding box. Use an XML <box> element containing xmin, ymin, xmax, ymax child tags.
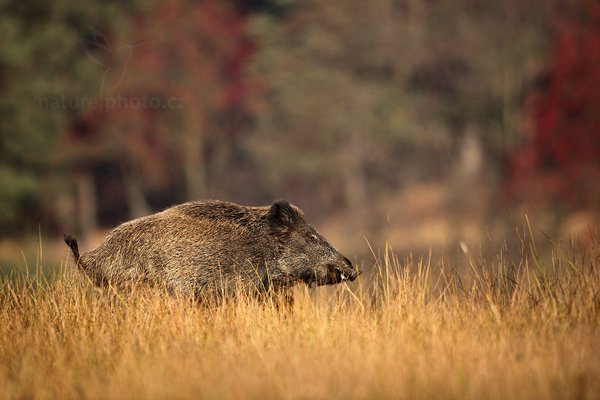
<box><xmin>342</xmin><ymin>256</ymin><xmax>361</xmax><ymax>281</ymax></box>
<box><xmin>327</xmin><ymin>257</ymin><xmax>362</xmax><ymax>284</ymax></box>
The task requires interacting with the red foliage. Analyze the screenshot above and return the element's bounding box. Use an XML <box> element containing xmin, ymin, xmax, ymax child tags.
<box><xmin>61</xmin><ymin>0</ymin><xmax>259</xmax><ymax>190</ymax></box>
<box><xmin>507</xmin><ymin>0</ymin><xmax>600</xmax><ymax>210</ymax></box>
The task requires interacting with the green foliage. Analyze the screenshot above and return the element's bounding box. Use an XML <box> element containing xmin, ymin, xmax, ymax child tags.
<box><xmin>0</xmin><ymin>167</ymin><xmax>37</xmax><ymax>225</ymax></box>
<box><xmin>0</xmin><ymin>0</ymin><xmax>559</xmax><ymax>234</ymax></box>
<box><xmin>246</xmin><ymin>0</ymin><xmax>555</xmax><ymax>206</ymax></box>
<box><xmin>0</xmin><ymin>0</ymin><xmax>137</xmax><ymax>232</ymax></box>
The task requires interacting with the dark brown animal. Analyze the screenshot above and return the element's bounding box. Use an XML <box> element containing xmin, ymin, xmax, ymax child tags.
<box><xmin>64</xmin><ymin>200</ymin><xmax>359</xmax><ymax>299</ymax></box>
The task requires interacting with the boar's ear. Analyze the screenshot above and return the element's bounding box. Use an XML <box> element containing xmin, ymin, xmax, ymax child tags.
<box><xmin>268</xmin><ymin>200</ymin><xmax>299</xmax><ymax>235</ymax></box>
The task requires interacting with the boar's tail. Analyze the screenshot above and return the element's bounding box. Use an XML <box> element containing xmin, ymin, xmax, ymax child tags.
<box><xmin>63</xmin><ymin>234</ymin><xmax>81</xmax><ymax>266</ymax></box>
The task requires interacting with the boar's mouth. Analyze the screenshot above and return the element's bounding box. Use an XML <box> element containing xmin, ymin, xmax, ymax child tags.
<box><xmin>322</xmin><ymin>263</ymin><xmax>360</xmax><ymax>285</ymax></box>
<box><xmin>299</xmin><ymin>262</ymin><xmax>361</xmax><ymax>286</ymax></box>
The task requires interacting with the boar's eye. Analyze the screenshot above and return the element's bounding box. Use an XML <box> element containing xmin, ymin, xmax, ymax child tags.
<box><xmin>308</xmin><ymin>233</ymin><xmax>319</xmax><ymax>241</ymax></box>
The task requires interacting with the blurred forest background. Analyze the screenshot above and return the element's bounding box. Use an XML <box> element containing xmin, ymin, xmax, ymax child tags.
<box><xmin>0</xmin><ymin>0</ymin><xmax>599</xmax><ymax>265</ymax></box>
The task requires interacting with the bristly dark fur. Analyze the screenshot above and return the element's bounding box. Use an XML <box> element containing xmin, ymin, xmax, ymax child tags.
<box><xmin>63</xmin><ymin>234</ymin><xmax>80</xmax><ymax>262</ymax></box>
<box><xmin>63</xmin><ymin>200</ymin><xmax>360</xmax><ymax>300</ymax></box>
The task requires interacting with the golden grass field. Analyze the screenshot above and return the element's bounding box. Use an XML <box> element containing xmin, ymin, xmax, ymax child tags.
<box><xmin>1</xmin><ymin>234</ymin><xmax>599</xmax><ymax>399</ymax></box>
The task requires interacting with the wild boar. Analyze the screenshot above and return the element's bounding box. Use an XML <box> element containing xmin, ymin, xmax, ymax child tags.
<box><xmin>64</xmin><ymin>200</ymin><xmax>360</xmax><ymax>300</ymax></box>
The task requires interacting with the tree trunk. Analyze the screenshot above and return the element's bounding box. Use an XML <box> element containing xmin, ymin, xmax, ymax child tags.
<box><xmin>184</xmin><ymin>133</ymin><xmax>207</xmax><ymax>201</ymax></box>
<box><xmin>122</xmin><ymin>163</ymin><xmax>151</xmax><ymax>219</ymax></box>
<box><xmin>76</xmin><ymin>172</ymin><xmax>98</xmax><ymax>239</ymax></box>
<box><xmin>456</xmin><ymin>124</ymin><xmax>483</xmax><ymax>185</ymax></box>
<box><xmin>343</xmin><ymin>128</ymin><xmax>368</xmax><ymax>230</ymax></box>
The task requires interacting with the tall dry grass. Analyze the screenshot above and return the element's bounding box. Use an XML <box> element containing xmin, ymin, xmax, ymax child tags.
<box><xmin>1</xmin><ymin>235</ymin><xmax>599</xmax><ymax>399</ymax></box>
